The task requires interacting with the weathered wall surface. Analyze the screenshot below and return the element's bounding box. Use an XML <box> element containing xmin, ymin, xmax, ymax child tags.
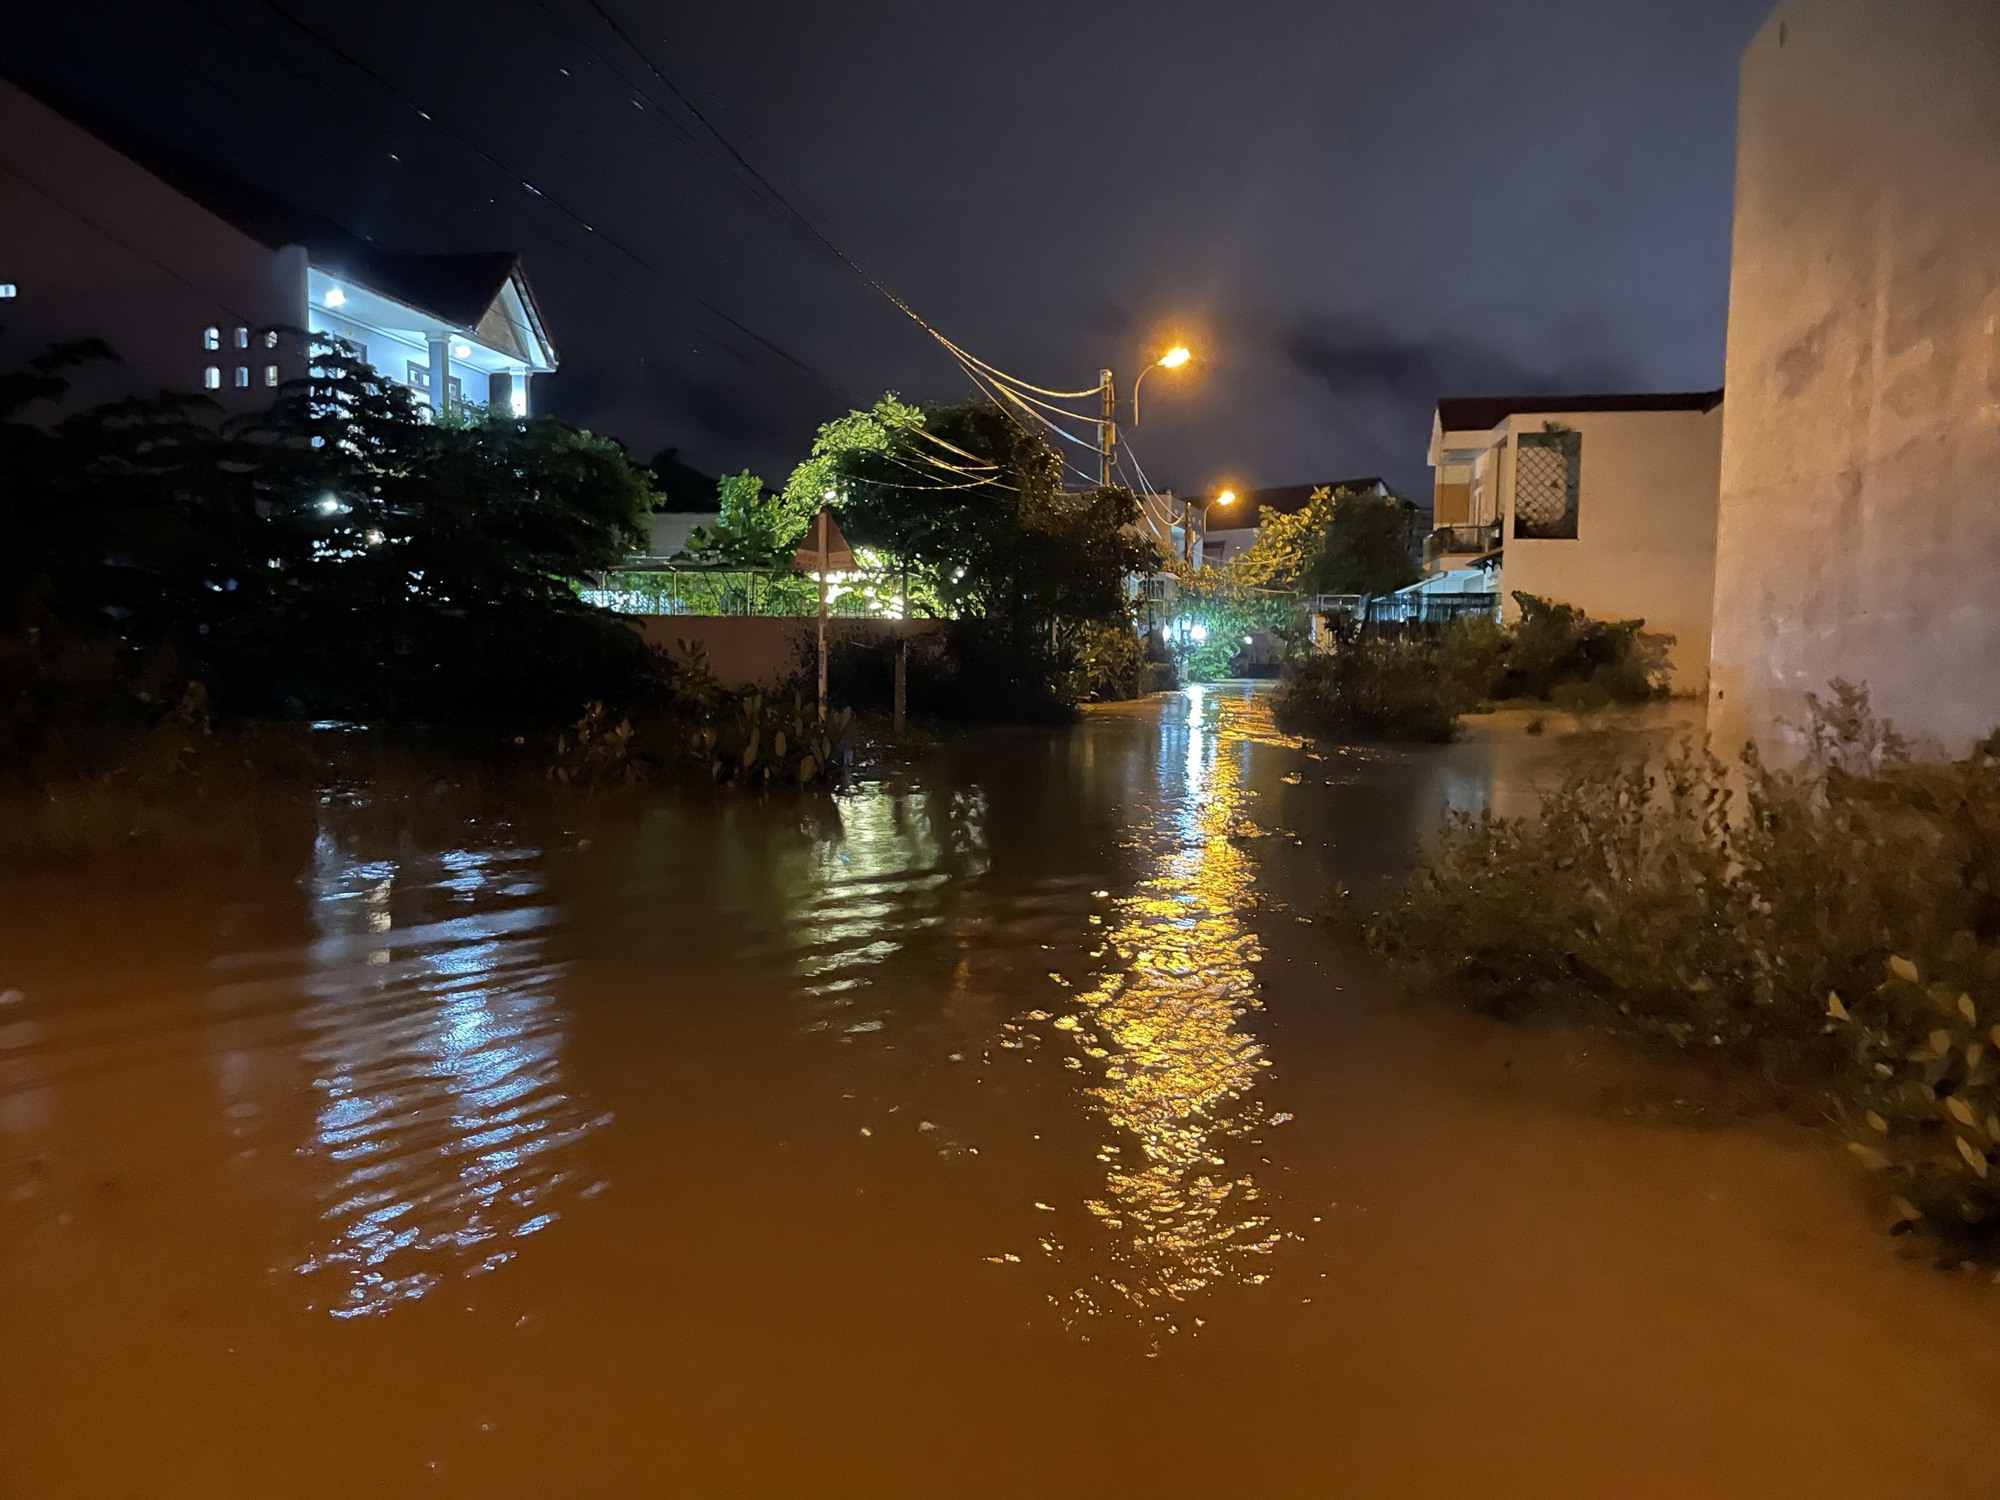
<box><xmin>633</xmin><ymin>616</ymin><xmax>943</xmax><ymax>691</ymax></box>
<box><xmin>1500</xmin><ymin>406</ymin><xmax>1724</xmax><ymax>695</ymax></box>
<box><xmin>1711</xmin><ymin>0</ymin><xmax>2000</xmax><ymax>753</ymax></box>
<box><xmin>0</xmin><ymin>79</ymin><xmax>304</xmax><ymax>411</ymax></box>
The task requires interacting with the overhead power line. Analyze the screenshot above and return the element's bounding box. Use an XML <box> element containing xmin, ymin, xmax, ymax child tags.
<box><xmin>579</xmin><ymin>0</ymin><xmax>1114</xmax><ymax>442</ymax></box>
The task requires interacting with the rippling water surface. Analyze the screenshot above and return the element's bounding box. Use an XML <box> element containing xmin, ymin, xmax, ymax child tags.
<box><xmin>5</xmin><ymin>686</ymin><xmax>2000</xmax><ymax>1498</ymax></box>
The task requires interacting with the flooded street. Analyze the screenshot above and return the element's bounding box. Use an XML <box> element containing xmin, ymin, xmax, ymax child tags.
<box><xmin>6</xmin><ymin>684</ymin><xmax>2000</xmax><ymax>1498</ymax></box>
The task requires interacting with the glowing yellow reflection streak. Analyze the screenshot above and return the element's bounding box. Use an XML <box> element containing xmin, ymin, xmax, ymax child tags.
<box><xmin>1056</xmin><ymin>687</ymin><xmax>1296</xmax><ymax>1317</ymax></box>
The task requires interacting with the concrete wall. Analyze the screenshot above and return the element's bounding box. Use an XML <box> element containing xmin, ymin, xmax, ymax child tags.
<box><xmin>1499</xmin><ymin>406</ymin><xmax>1724</xmax><ymax>694</ymax></box>
<box><xmin>0</xmin><ymin>78</ymin><xmax>305</xmax><ymax>412</ymax></box>
<box><xmin>1711</xmin><ymin>0</ymin><xmax>2000</xmax><ymax>753</ymax></box>
<box><xmin>634</xmin><ymin>616</ymin><xmax>944</xmax><ymax>690</ymax></box>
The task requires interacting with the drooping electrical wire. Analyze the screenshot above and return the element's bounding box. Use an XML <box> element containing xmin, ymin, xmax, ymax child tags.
<box><xmin>202</xmin><ymin>0</ymin><xmax>844</xmax><ymax>392</ymax></box>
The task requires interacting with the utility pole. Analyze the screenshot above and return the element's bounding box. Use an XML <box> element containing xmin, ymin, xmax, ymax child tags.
<box><xmin>1098</xmin><ymin>368</ymin><xmax>1116</xmax><ymax>487</ymax></box>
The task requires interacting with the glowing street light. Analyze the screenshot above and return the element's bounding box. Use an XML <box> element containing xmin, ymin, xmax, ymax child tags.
<box><xmin>1127</xmin><ymin>344</ymin><xmax>1194</xmax><ymax>433</ymax></box>
<box><xmin>1182</xmin><ymin>486</ymin><xmax>1238</xmax><ymax>566</ymax></box>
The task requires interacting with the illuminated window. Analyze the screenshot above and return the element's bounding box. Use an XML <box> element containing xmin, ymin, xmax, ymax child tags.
<box><xmin>235</xmin><ymin>326</ymin><xmax>250</xmax><ymax>349</ymax></box>
<box><xmin>264</xmin><ymin>330</ymin><xmax>279</xmax><ymax>349</ymax></box>
<box><xmin>264</xmin><ymin>364</ymin><xmax>279</xmax><ymax>387</ymax></box>
<box><xmin>203</xmin><ymin>366</ymin><xmax>221</xmax><ymax>389</ymax></box>
<box><xmin>234</xmin><ymin>366</ymin><xmax>251</xmax><ymax>388</ymax></box>
<box><xmin>203</xmin><ymin>326</ymin><xmax>221</xmax><ymax>351</ymax></box>
<box><xmin>0</xmin><ymin>284</ymin><xmax>16</xmax><ymax>299</ymax></box>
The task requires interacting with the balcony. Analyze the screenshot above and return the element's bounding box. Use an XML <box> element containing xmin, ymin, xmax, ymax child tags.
<box><xmin>1424</xmin><ymin>520</ymin><xmax>1502</xmax><ymax>566</ymax></box>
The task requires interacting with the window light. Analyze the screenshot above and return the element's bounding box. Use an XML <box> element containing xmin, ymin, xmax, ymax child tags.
<box><xmin>203</xmin><ymin>326</ymin><xmax>221</xmax><ymax>351</ymax></box>
<box><xmin>203</xmin><ymin>366</ymin><xmax>221</xmax><ymax>390</ymax></box>
<box><xmin>235</xmin><ymin>327</ymin><xmax>250</xmax><ymax>349</ymax></box>
<box><xmin>264</xmin><ymin>330</ymin><xmax>279</xmax><ymax>348</ymax></box>
<box><xmin>234</xmin><ymin>366</ymin><xmax>251</xmax><ymax>388</ymax></box>
<box><xmin>265</xmin><ymin>365</ymin><xmax>279</xmax><ymax>387</ymax></box>
<box><xmin>0</xmin><ymin>284</ymin><xmax>16</xmax><ymax>299</ymax></box>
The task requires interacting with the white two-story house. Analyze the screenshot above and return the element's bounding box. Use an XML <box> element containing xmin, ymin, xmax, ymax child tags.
<box><xmin>1426</xmin><ymin>391</ymin><xmax>1725</xmax><ymax>692</ymax></box>
<box><xmin>0</xmin><ymin>75</ymin><xmax>557</xmax><ymax>417</ymax></box>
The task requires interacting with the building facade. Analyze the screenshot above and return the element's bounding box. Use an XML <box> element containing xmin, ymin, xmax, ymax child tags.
<box><xmin>1709</xmin><ymin>0</ymin><xmax>2000</xmax><ymax>753</ymax></box>
<box><xmin>0</xmin><ymin>76</ymin><xmax>556</xmax><ymax>417</ymax></box>
<box><xmin>1427</xmin><ymin>392</ymin><xmax>1725</xmax><ymax>693</ymax></box>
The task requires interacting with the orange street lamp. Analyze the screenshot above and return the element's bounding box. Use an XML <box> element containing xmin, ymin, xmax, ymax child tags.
<box><xmin>1185</xmin><ymin>486</ymin><xmax>1238</xmax><ymax>565</ymax></box>
<box><xmin>1129</xmin><ymin>345</ymin><xmax>1193</xmax><ymax>429</ymax></box>
<box><xmin>1100</xmin><ymin>344</ymin><xmax>1194</xmax><ymax>485</ymax></box>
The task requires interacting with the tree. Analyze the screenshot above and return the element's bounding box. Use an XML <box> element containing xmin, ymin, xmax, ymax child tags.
<box><xmin>829</xmin><ymin>397</ymin><xmax>1160</xmax><ymax>716</ymax></box>
<box><xmin>1</xmin><ymin>331</ymin><xmax>661</xmax><ymax>756</ymax></box>
<box><xmin>680</xmin><ymin>470</ymin><xmax>787</xmax><ymax>565</ymax></box>
<box><xmin>835</xmin><ymin>399</ymin><xmax>1155</xmax><ymax>637</ymax></box>
<box><xmin>780</xmin><ymin>393</ymin><xmax>923</xmax><ymax>547</ymax></box>
<box><xmin>1227</xmin><ymin>483</ymin><xmax>1419</xmax><ymax>596</ymax></box>
<box><xmin>1311</xmin><ymin>486</ymin><xmax>1421</xmax><ymax>595</ymax></box>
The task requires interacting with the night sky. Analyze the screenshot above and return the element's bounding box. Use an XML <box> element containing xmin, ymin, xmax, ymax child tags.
<box><xmin>9</xmin><ymin>0</ymin><xmax>1773</xmax><ymax>497</ymax></box>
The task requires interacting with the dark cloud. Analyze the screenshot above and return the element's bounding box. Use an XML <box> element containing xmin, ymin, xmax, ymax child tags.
<box><xmin>1283</xmin><ymin>316</ymin><xmax>1618</xmax><ymax>407</ymax></box>
<box><xmin>5</xmin><ymin>0</ymin><xmax>1769</xmax><ymax>495</ymax></box>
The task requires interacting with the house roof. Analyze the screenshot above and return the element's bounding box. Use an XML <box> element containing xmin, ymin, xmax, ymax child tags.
<box><xmin>11</xmin><ymin>74</ymin><xmax>554</xmax><ymax>357</ymax></box>
<box><xmin>1435</xmin><ymin>390</ymin><xmax>1723</xmax><ymax>433</ymax></box>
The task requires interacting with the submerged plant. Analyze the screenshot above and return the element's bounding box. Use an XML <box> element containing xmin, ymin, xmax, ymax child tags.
<box><xmin>1368</xmin><ymin>682</ymin><xmax>2000</xmax><ymax>1252</ymax></box>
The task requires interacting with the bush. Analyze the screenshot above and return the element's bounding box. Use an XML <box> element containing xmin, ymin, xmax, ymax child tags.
<box><xmin>1487</xmin><ymin>593</ymin><xmax>1671</xmax><ymax>705</ymax></box>
<box><xmin>1271</xmin><ymin>625</ymin><xmax>1471</xmax><ymax>743</ymax></box>
<box><xmin>1368</xmin><ymin>682</ymin><xmax>2000</xmax><ymax>1251</ymax></box>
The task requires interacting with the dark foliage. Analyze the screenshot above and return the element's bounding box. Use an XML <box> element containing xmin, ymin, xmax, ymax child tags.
<box><xmin>1270</xmin><ymin>622</ymin><xmax>1470</xmax><ymax>743</ymax></box>
<box><xmin>830</xmin><ymin>398</ymin><xmax>1160</xmax><ymax>719</ymax></box>
<box><xmin>0</xmin><ymin>333</ymin><xmax>667</xmax><ymax>777</ymax></box>
<box><xmin>1370</xmin><ymin>684</ymin><xmax>2000</xmax><ymax>1252</ymax></box>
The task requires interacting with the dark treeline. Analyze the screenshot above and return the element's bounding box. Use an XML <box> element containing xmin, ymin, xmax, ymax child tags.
<box><xmin>2</xmin><ymin>335</ymin><xmax>657</xmax><ymax>779</ymax></box>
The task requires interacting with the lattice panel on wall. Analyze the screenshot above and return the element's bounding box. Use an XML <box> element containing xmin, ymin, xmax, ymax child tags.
<box><xmin>1513</xmin><ymin>429</ymin><xmax>1581</xmax><ymax>540</ymax></box>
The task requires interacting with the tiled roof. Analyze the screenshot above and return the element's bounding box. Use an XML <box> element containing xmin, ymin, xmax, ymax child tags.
<box><xmin>1436</xmin><ymin>390</ymin><xmax>1723</xmax><ymax>433</ymax></box>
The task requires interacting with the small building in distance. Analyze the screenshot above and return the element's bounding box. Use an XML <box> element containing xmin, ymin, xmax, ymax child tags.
<box><xmin>1426</xmin><ymin>391</ymin><xmax>1725</xmax><ymax>694</ymax></box>
<box><xmin>0</xmin><ymin>75</ymin><xmax>556</xmax><ymax>417</ymax></box>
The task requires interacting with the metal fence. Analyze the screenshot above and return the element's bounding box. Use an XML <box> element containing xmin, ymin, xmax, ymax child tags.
<box><xmin>1423</xmin><ymin>520</ymin><xmax>1502</xmax><ymax>565</ymax></box>
<box><xmin>578</xmin><ymin>566</ymin><xmax>892</xmax><ymax>618</ymax></box>
<box><xmin>1310</xmin><ymin>589</ymin><xmax>1501</xmax><ymax>634</ymax></box>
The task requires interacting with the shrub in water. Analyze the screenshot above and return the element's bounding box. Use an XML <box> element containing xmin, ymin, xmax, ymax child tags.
<box><xmin>1271</xmin><ymin>624</ymin><xmax>1471</xmax><ymax>743</ymax></box>
<box><xmin>1368</xmin><ymin>682</ymin><xmax>2000</xmax><ymax>1251</ymax></box>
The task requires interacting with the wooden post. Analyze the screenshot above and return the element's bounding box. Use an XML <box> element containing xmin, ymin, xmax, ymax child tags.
<box><xmin>816</xmin><ymin>510</ymin><xmax>829</xmax><ymax>721</ymax></box>
<box><xmin>893</xmin><ymin>561</ymin><xmax>908</xmax><ymax>736</ymax></box>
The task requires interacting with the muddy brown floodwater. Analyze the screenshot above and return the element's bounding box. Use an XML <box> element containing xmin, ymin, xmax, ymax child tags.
<box><xmin>5</xmin><ymin>684</ymin><xmax>2000</xmax><ymax>1498</ymax></box>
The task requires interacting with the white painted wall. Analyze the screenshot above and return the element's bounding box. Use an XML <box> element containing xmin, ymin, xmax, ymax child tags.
<box><xmin>1710</xmin><ymin>0</ymin><xmax>2000</xmax><ymax>754</ymax></box>
<box><xmin>0</xmin><ymin>79</ymin><xmax>305</xmax><ymax>412</ymax></box>
<box><xmin>1498</xmin><ymin>406</ymin><xmax>1724</xmax><ymax>694</ymax></box>
<box><xmin>648</xmin><ymin>513</ymin><xmax>720</xmax><ymax>558</ymax></box>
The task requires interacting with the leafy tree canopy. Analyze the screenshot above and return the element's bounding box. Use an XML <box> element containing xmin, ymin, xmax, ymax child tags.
<box><xmin>2</xmin><ymin>333</ymin><xmax>659</xmax><ymax>763</ymax></box>
<box><xmin>1226</xmin><ymin>483</ymin><xmax>1420</xmax><ymax>596</ymax></box>
<box><xmin>832</xmin><ymin>398</ymin><xmax>1158</xmax><ymax>641</ymax></box>
<box><xmin>780</xmin><ymin>394</ymin><xmax>924</xmax><ymax>547</ymax></box>
<box><xmin>679</xmin><ymin>470</ymin><xmax>788</xmax><ymax>565</ymax></box>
